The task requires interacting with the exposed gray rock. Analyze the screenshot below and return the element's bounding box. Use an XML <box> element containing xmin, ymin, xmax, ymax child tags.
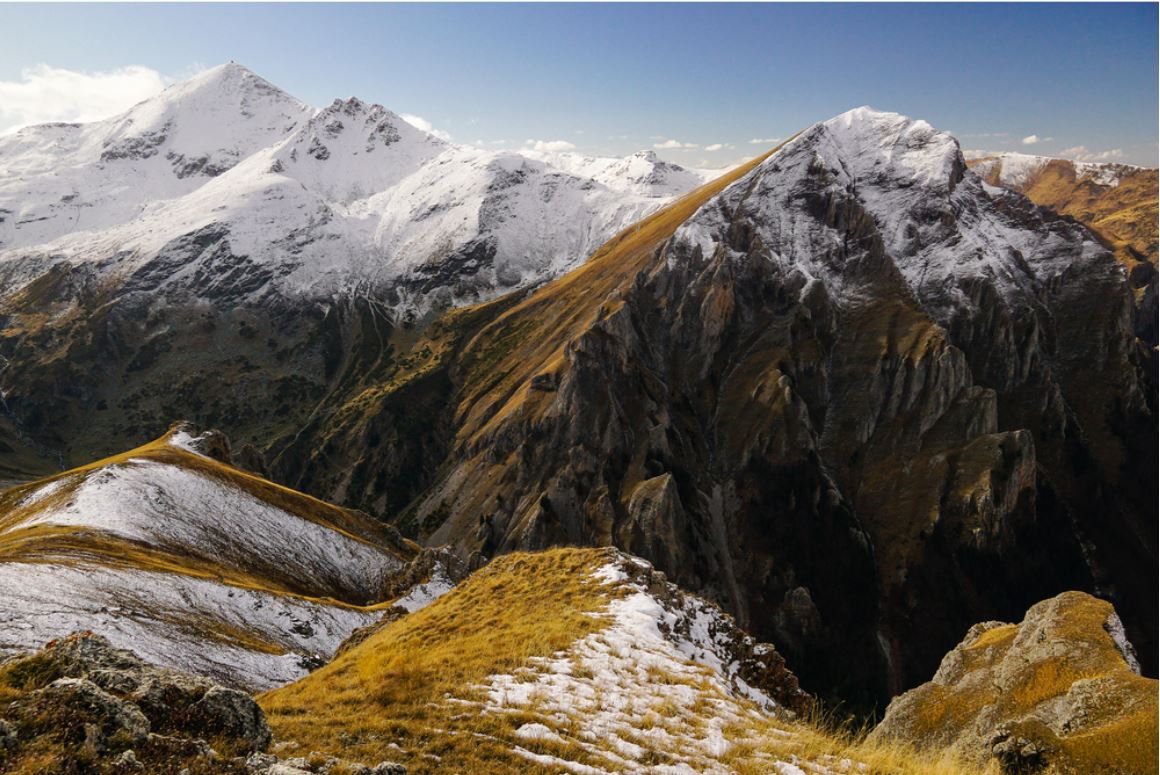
<box><xmin>0</xmin><ymin>717</ymin><xmax>18</xmax><ymax>751</ymax></box>
<box><xmin>0</xmin><ymin>632</ymin><xmax>272</xmax><ymax>770</ymax></box>
<box><xmin>194</xmin><ymin>685</ymin><xmax>273</xmax><ymax>752</ymax></box>
<box><xmin>12</xmin><ymin>677</ymin><xmax>150</xmax><ymax>749</ymax></box>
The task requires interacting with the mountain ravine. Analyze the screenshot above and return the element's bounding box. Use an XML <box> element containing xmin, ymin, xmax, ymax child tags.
<box><xmin>0</xmin><ymin>65</ymin><xmax>1153</xmax><ymax>712</ymax></box>
<box><xmin>271</xmin><ymin>109</ymin><xmax>1156</xmax><ymax>707</ymax></box>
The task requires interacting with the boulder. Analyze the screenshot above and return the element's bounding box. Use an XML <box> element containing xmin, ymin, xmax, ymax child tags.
<box><xmin>9</xmin><ymin>677</ymin><xmax>150</xmax><ymax>751</ymax></box>
<box><xmin>193</xmin><ymin>685</ymin><xmax>273</xmax><ymax>752</ymax></box>
<box><xmin>871</xmin><ymin>591</ymin><xmax>1158</xmax><ymax>774</ymax></box>
<box><xmin>0</xmin><ymin>632</ymin><xmax>271</xmax><ymax>769</ymax></box>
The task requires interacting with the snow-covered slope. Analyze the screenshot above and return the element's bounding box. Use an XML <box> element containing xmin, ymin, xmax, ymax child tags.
<box><xmin>0</xmin><ymin>424</ymin><xmax>455</xmax><ymax>690</ymax></box>
<box><xmin>678</xmin><ymin>107</ymin><xmax>1114</xmax><ymax>319</ymax></box>
<box><xmin>0</xmin><ymin>64</ymin><xmax>711</xmax><ymax>314</ymax></box>
<box><xmin>519</xmin><ymin>148</ymin><xmax>718</xmax><ymax>197</ymax></box>
<box><xmin>263</xmin><ymin>548</ymin><xmax>907</xmax><ymax>775</ymax></box>
<box><xmin>0</xmin><ymin>64</ymin><xmax>313</xmax><ymax>252</ymax></box>
<box><xmin>965</xmin><ymin>150</ymin><xmax>1147</xmax><ymax>189</ymax></box>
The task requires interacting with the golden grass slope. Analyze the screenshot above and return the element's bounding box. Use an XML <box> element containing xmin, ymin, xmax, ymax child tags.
<box><xmin>0</xmin><ymin>424</ymin><xmax>414</xmax><ymax>602</ymax></box>
<box><xmin>262</xmin><ymin>547</ymin><xmax>982</xmax><ymax>775</ymax></box>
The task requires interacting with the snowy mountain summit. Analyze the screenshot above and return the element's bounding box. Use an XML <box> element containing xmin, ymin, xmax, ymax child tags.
<box><xmin>0</xmin><ymin>63</ymin><xmax>713</xmax><ymax>313</ymax></box>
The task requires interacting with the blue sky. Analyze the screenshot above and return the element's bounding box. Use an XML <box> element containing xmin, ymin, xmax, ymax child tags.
<box><xmin>0</xmin><ymin>3</ymin><xmax>1156</xmax><ymax>166</ymax></box>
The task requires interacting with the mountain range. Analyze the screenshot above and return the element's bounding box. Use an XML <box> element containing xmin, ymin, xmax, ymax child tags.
<box><xmin>0</xmin><ymin>63</ymin><xmax>1156</xmax><ymax>774</ymax></box>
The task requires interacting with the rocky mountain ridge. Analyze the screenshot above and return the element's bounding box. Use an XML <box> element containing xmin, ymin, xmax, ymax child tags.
<box><xmin>275</xmin><ymin>107</ymin><xmax>1155</xmax><ymax>706</ymax></box>
<box><xmin>0</xmin><ymin>63</ymin><xmax>713</xmax><ymax>313</ymax></box>
<box><xmin>0</xmin><ymin>88</ymin><xmax>1153</xmax><ymax>715</ymax></box>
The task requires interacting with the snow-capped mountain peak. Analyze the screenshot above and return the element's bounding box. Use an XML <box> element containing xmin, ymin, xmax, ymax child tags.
<box><xmin>813</xmin><ymin>106</ymin><xmax>964</xmax><ymax>191</ymax></box>
<box><xmin>97</xmin><ymin>61</ymin><xmax>313</xmax><ymax>165</ymax></box>
<box><xmin>0</xmin><ymin>62</ymin><xmax>719</xmax><ymax>313</ymax></box>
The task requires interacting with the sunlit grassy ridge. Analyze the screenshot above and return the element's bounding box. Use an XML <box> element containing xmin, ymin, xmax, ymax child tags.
<box><xmin>261</xmin><ymin>548</ymin><xmax>617</xmax><ymax>773</ymax></box>
<box><xmin>0</xmin><ymin>426</ymin><xmax>414</xmax><ymax>604</ymax></box>
<box><xmin>262</xmin><ymin>547</ymin><xmax>984</xmax><ymax>775</ymax></box>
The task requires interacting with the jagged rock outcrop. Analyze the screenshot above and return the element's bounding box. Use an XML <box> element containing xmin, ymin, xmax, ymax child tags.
<box><xmin>871</xmin><ymin>592</ymin><xmax>1157</xmax><ymax>774</ymax></box>
<box><xmin>0</xmin><ymin>633</ymin><xmax>271</xmax><ymax>772</ymax></box>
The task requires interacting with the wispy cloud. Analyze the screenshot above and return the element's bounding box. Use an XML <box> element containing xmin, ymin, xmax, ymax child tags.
<box><xmin>1059</xmin><ymin>145</ymin><xmax>1124</xmax><ymax>162</ymax></box>
<box><xmin>400</xmin><ymin>113</ymin><xmax>453</xmax><ymax>142</ymax></box>
<box><xmin>654</xmin><ymin>138</ymin><xmax>698</xmax><ymax>150</ymax></box>
<box><xmin>748</xmin><ymin>137</ymin><xmax>781</xmax><ymax>145</ymax></box>
<box><xmin>703</xmin><ymin>142</ymin><xmax>734</xmax><ymax>152</ymax></box>
<box><xmin>1021</xmin><ymin>134</ymin><xmax>1053</xmax><ymax>145</ymax></box>
<box><xmin>0</xmin><ymin>64</ymin><xmax>170</xmax><ymax>134</ymax></box>
<box><xmin>525</xmin><ymin>138</ymin><xmax>576</xmax><ymax>152</ymax></box>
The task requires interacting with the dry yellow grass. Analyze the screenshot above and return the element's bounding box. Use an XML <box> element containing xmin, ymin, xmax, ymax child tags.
<box><xmin>261</xmin><ymin>547</ymin><xmax>619</xmax><ymax>774</ymax></box>
<box><xmin>874</xmin><ymin>593</ymin><xmax>1158</xmax><ymax>774</ymax></box>
<box><xmin>262</xmin><ymin>546</ymin><xmax>984</xmax><ymax>775</ymax></box>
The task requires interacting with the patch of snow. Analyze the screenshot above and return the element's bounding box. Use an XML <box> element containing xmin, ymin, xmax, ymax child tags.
<box><xmin>0</xmin><ymin>561</ymin><xmax>376</xmax><ymax>690</ymax></box>
<box><xmin>513</xmin><ymin>747</ymin><xmax>610</xmax><ymax>775</ymax></box>
<box><xmin>466</xmin><ymin>556</ymin><xmax>798</xmax><ymax>773</ymax></box>
<box><xmin>393</xmin><ymin>562</ymin><xmax>455</xmax><ymax>613</ymax></box>
<box><xmin>514</xmin><ymin>723</ymin><xmax>567</xmax><ymax>744</ymax></box>
<box><xmin>17</xmin><ymin>475</ymin><xmax>67</xmax><ymax>507</ymax></box>
<box><xmin>11</xmin><ymin>457</ymin><xmax>400</xmax><ymax>600</ymax></box>
<box><xmin>1104</xmin><ymin>613</ymin><xmax>1142</xmax><ymax>674</ymax></box>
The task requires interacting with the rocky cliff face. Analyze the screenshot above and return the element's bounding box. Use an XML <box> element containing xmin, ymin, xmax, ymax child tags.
<box><xmin>968</xmin><ymin>153</ymin><xmax>1158</xmax><ymax>346</ymax></box>
<box><xmin>872</xmin><ymin>592</ymin><xmax>1157</xmax><ymax>775</ymax></box>
<box><xmin>282</xmin><ymin>110</ymin><xmax>1154</xmax><ymax>706</ymax></box>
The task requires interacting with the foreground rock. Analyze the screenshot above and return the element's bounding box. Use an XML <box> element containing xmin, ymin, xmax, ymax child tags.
<box><xmin>871</xmin><ymin>591</ymin><xmax>1157</xmax><ymax>774</ymax></box>
<box><xmin>0</xmin><ymin>632</ymin><xmax>268</xmax><ymax>771</ymax></box>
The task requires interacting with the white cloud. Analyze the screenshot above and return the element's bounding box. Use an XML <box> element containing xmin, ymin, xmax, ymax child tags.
<box><xmin>525</xmin><ymin>138</ymin><xmax>576</xmax><ymax>152</ymax></box>
<box><xmin>1059</xmin><ymin>145</ymin><xmax>1125</xmax><ymax>162</ymax></box>
<box><xmin>0</xmin><ymin>64</ymin><xmax>169</xmax><ymax>134</ymax></box>
<box><xmin>654</xmin><ymin>138</ymin><xmax>698</xmax><ymax>150</ymax></box>
<box><xmin>703</xmin><ymin>142</ymin><xmax>734</xmax><ymax>152</ymax></box>
<box><xmin>1021</xmin><ymin>134</ymin><xmax>1054</xmax><ymax>145</ymax></box>
<box><xmin>400</xmin><ymin>113</ymin><xmax>453</xmax><ymax>142</ymax></box>
<box><xmin>748</xmin><ymin>137</ymin><xmax>782</xmax><ymax>145</ymax></box>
